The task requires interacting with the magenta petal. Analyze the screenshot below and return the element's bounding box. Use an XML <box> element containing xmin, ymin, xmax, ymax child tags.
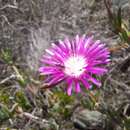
<box><xmin>86</xmin><ymin>40</ymin><xmax>101</xmax><ymax>53</ymax></box>
<box><xmin>78</xmin><ymin>35</ymin><xmax>86</xmax><ymax>51</ymax></box>
<box><xmin>47</xmin><ymin>75</ymin><xmax>64</xmax><ymax>85</ymax></box>
<box><xmin>66</xmin><ymin>79</ymin><xmax>73</xmax><ymax>96</ymax></box>
<box><xmin>41</xmin><ymin>59</ymin><xmax>56</xmax><ymax>65</ymax></box>
<box><xmin>75</xmin><ymin>81</ymin><xmax>81</xmax><ymax>93</ymax></box>
<box><xmin>39</xmin><ymin>67</ymin><xmax>44</xmax><ymax>72</ymax></box>
<box><xmin>87</xmin><ymin>67</ymin><xmax>108</xmax><ymax>75</ymax></box>
<box><xmin>81</xmin><ymin>78</ymin><xmax>91</xmax><ymax>89</ymax></box>
<box><xmin>88</xmin><ymin>76</ymin><xmax>101</xmax><ymax>87</ymax></box>
<box><xmin>39</xmin><ymin>67</ymin><xmax>61</xmax><ymax>75</ymax></box>
<box><xmin>75</xmin><ymin>35</ymin><xmax>80</xmax><ymax>46</ymax></box>
<box><xmin>84</xmin><ymin>36</ymin><xmax>94</xmax><ymax>48</ymax></box>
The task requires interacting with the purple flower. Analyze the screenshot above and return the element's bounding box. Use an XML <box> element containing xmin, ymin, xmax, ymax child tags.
<box><xmin>39</xmin><ymin>35</ymin><xmax>110</xmax><ymax>95</ymax></box>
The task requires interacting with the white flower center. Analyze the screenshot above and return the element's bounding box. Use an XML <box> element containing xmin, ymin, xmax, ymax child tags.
<box><xmin>64</xmin><ymin>56</ymin><xmax>87</xmax><ymax>77</ymax></box>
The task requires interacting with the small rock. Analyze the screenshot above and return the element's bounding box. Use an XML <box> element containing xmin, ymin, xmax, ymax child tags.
<box><xmin>72</xmin><ymin>109</ymin><xmax>107</xmax><ymax>130</ymax></box>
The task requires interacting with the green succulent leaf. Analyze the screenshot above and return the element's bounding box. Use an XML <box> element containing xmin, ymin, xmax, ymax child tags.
<box><xmin>117</xmin><ymin>7</ymin><xmax>122</xmax><ymax>28</ymax></box>
<box><xmin>15</xmin><ymin>91</ymin><xmax>31</xmax><ymax>110</ymax></box>
<box><xmin>0</xmin><ymin>49</ymin><xmax>13</xmax><ymax>64</ymax></box>
<box><xmin>0</xmin><ymin>105</ymin><xmax>11</xmax><ymax>122</ymax></box>
<box><xmin>124</xmin><ymin>118</ymin><xmax>130</xmax><ymax>130</ymax></box>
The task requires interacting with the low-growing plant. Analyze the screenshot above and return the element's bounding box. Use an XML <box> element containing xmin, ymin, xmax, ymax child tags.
<box><xmin>104</xmin><ymin>0</ymin><xmax>130</xmax><ymax>44</ymax></box>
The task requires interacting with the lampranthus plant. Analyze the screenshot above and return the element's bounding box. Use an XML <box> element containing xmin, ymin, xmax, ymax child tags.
<box><xmin>39</xmin><ymin>35</ymin><xmax>110</xmax><ymax>95</ymax></box>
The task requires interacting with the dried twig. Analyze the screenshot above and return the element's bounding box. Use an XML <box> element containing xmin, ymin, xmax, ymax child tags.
<box><xmin>0</xmin><ymin>15</ymin><xmax>15</xmax><ymax>29</ymax></box>
<box><xmin>24</xmin><ymin>108</ymin><xmax>37</xmax><ymax>128</ymax></box>
<box><xmin>109</xmin><ymin>77</ymin><xmax>129</xmax><ymax>90</ymax></box>
<box><xmin>0</xmin><ymin>4</ymin><xmax>18</xmax><ymax>10</ymax></box>
<box><xmin>22</xmin><ymin>112</ymin><xmax>51</xmax><ymax>127</ymax></box>
<box><xmin>0</xmin><ymin>74</ymin><xmax>16</xmax><ymax>85</ymax></box>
